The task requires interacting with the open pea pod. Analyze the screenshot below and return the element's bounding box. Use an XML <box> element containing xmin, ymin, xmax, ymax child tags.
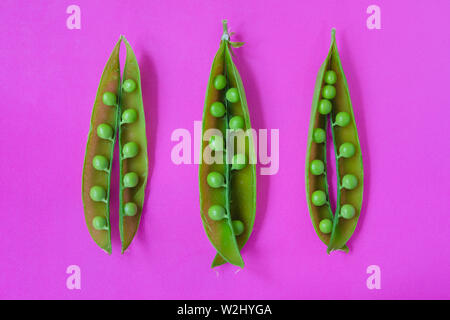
<box><xmin>82</xmin><ymin>39</ymin><xmax>121</xmax><ymax>253</ymax></box>
<box><xmin>199</xmin><ymin>20</ymin><xmax>257</xmax><ymax>268</ymax></box>
<box><xmin>305</xmin><ymin>29</ymin><xmax>363</xmax><ymax>253</ymax></box>
<box><xmin>119</xmin><ymin>38</ymin><xmax>149</xmax><ymax>253</ymax></box>
<box><xmin>82</xmin><ymin>36</ymin><xmax>148</xmax><ymax>253</ymax></box>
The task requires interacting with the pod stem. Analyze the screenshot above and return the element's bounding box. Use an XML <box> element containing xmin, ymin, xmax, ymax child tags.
<box><xmin>322</xmin><ymin>117</ymin><xmax>334</xmax><ymax>220</ymax></box>
<box><xmin>224</xmin><ymin>61</ymin><xmax>232</xmax><ymax>230</ymax></box>
<box><xmin>327</xmin><ymin>108</ymin><xmax>343</xmax><ymax>253</ymax></box>
<box><xmin>222</xmin><ymin>19</ymin><xmax>230</xmax><ymax>41</ymax></box>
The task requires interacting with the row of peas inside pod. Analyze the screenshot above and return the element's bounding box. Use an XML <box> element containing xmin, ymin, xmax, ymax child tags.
<box><xmin>89</xmin><ymin>80</ymin><xmax>141</xmax><ymax>230</ymax></box>
<box><xmin>310</xmin><ymin>69</ymin><xmax>358</xmax><ymax>235</ymax></box>
<box><xmin>206</xmin><ymin>73</ymin><xmax>246</xmax><ymax>236</ymax></box>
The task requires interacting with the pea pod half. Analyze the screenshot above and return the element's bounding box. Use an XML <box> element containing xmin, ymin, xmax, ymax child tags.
<box><xmin>305</xmin><ymin>29</ymin><xmax>363</xmax><ymax>253</ymax></box>
<box><xmin>82</xmin><ymin>36</ymin><xmax>148</xmax><ymax>253</ymax></box>
<box><xmin>199</xmin><ymin>20</ymin><xmax>257</xmax><ymax>268</ymax></box>
<box><xmin>118</xmin><ymin>38</ymin><xmax>149</xmax><ymax>253</ymax></box>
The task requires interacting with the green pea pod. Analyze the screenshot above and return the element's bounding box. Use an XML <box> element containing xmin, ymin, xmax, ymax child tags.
<box><xmin>305</xmin><ymin>29</ymin><xmax>363</xmax><ymax>253</ymax></box>
<box><xmin>82</xmin><ymin>39</ymin><xmax>121</xmax><ymax>253</ymax></box>
<box><xmin>199</xmin><ymin>20</ymin><xmax>257</xmax><ymax>268</ymax></box>
<box><xmin>82</xmin><ymin>37</ymin><xmax>148</xmax><ymax>253</ymax></box>
<box><xmin>119</xmin><ymin>38</ymin><xmax>149</xmax><ymax>253</ymax></box>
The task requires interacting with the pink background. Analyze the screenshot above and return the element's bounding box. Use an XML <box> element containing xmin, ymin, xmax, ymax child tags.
<box><xmin>0</xmin><ymin>0</ymin><xmax>449</xmax><ymax>299</ymax></box>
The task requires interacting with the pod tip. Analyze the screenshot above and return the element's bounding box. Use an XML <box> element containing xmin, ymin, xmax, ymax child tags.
<box><xmin>331</xmin><ymin>28</ymin><xmax>336</xmax><ymax>39</ymax></box>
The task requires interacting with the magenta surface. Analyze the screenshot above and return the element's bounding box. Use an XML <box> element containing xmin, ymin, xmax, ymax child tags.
<box><xmin>0</xmin><ymin>0</ymin><xmax>449</xmax><ymax>299</ymax></box>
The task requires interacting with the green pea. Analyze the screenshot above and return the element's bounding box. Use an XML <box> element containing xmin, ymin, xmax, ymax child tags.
<box><xmin>310</xmin><ymin>159</ymin><xmax>324</xmax><ymax>175</ymax></box>
<box><xmin>335</xmin><ymin>112</ymin><xmax>350</xmax><ymax>127</ymax></box>
<box><xmin>339</xmin><ymin>142</ymin><xmax>355</xmax><ymax>158</ymax></box>
<box><xmin>319</xmin><ymin>219</ymin><xmax>332</xmax><ymax>234</ymax></box>
<box><xmin>232</xmin><ymin>220</ymin><xmax>244</xmax><ymax>236</ymax></box>
<box><xmin>208</xmin><ymin>205</ymin><xmax>226</xmax><ymax>221</ymax></box>
<box><xmin>209</xmin><ymin>135</ymin><xmax>224</xmax><ymax>151</ymax></box>
<box><xmin>102</xmin><ymin>92</ymin><xmax>116</xmax><ymax>106</ymax></box>
<box><xmin>92</xmin><ymin>216</ymin><xmax>108</xmax><ymax>230</ymax></box>
<box><xmin>313</xmin><ymin>128</ymin><xmax>326</xmax><ymax>143</ymax></box>
<box><xmin>318</xmin><ymin>99</ymin><xmax>332</xmax><ymax>115</ymax></box>
<box><xmin>90</xmin><ymin>186</ymin><xmax>106</xmax><ymax>202</ymax></box>
<box><xmin>123</xmin><ymin>142</ymin><xmax>139</xmax><ymax>158</ymax></box>
<box><xmin>210</xmin><ymin>102</ymin><xmax>226</xmax><ymax>118</ymax></box>
<box><xmin>311</xmin><ymin>190</ymin><xmax>326</xmax><ymax>206</ymax></box>
<box><xmin>213</xmin><ymin>74</ymin><xmax>227</xmax><ymax>90</ymax></box>
<box><xmin>97</xmin><ymin>123</ymin><xmax>114</xmax><ymax>140</ymax></box>
<box><xmin>122</xmin><ymin>109</ymin><xmax>138</xmax><ymax>124</ymax></box>
<box><xmin>342</xmin><ymin>174</ymin><xmax>358</xmax><ymax>190</ymax></box>
<box><xmin>207</xmin><ymin>172</ymin><xmax>225</xmax><ymax>188</ymax></box>
<box><xmin>122</xmin><ymin>79</ymin><xmax>136</xmax><ymax>93</ymax></box>
<box><xmin>124</xmin><ymin>202</ymin><xmax>138</xmax><ymax>217</ymax></box>
<box><xmin>324</xmin><ymin>70</ymin><xmax>337</xmax><ymax>84</ymax></box>
<box><xmin>231</xmin><ymin>154</ymin><xmax>246</xmax><ymax>170</ymax></box>
<box><xmin>226</xmin><ymin>88</ymin><xmax>240</xmax><ymax>103</ymax></box>
<box><xmin>340</xmin><ymin>204</ymin><xmax>355</xmax><ymax>219</ymax></box>
<box><xmin>123</xmin><ymin>172</ymin><xmax>139</xmax><ymax>188</ymax></box>
<box><xmin>322</xmin><ymin>85</ymin><xmax>336</xmax><ymax>99</ymax></box>
<box><xmin>229</xmin><ymin>116</ymin><xmax>244</xmax><ymax>130</ymax></box>
<box><xmin>92</xmin><ymin>155</ymin><xmax>109</xmax><ymax>171</ymax></box>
